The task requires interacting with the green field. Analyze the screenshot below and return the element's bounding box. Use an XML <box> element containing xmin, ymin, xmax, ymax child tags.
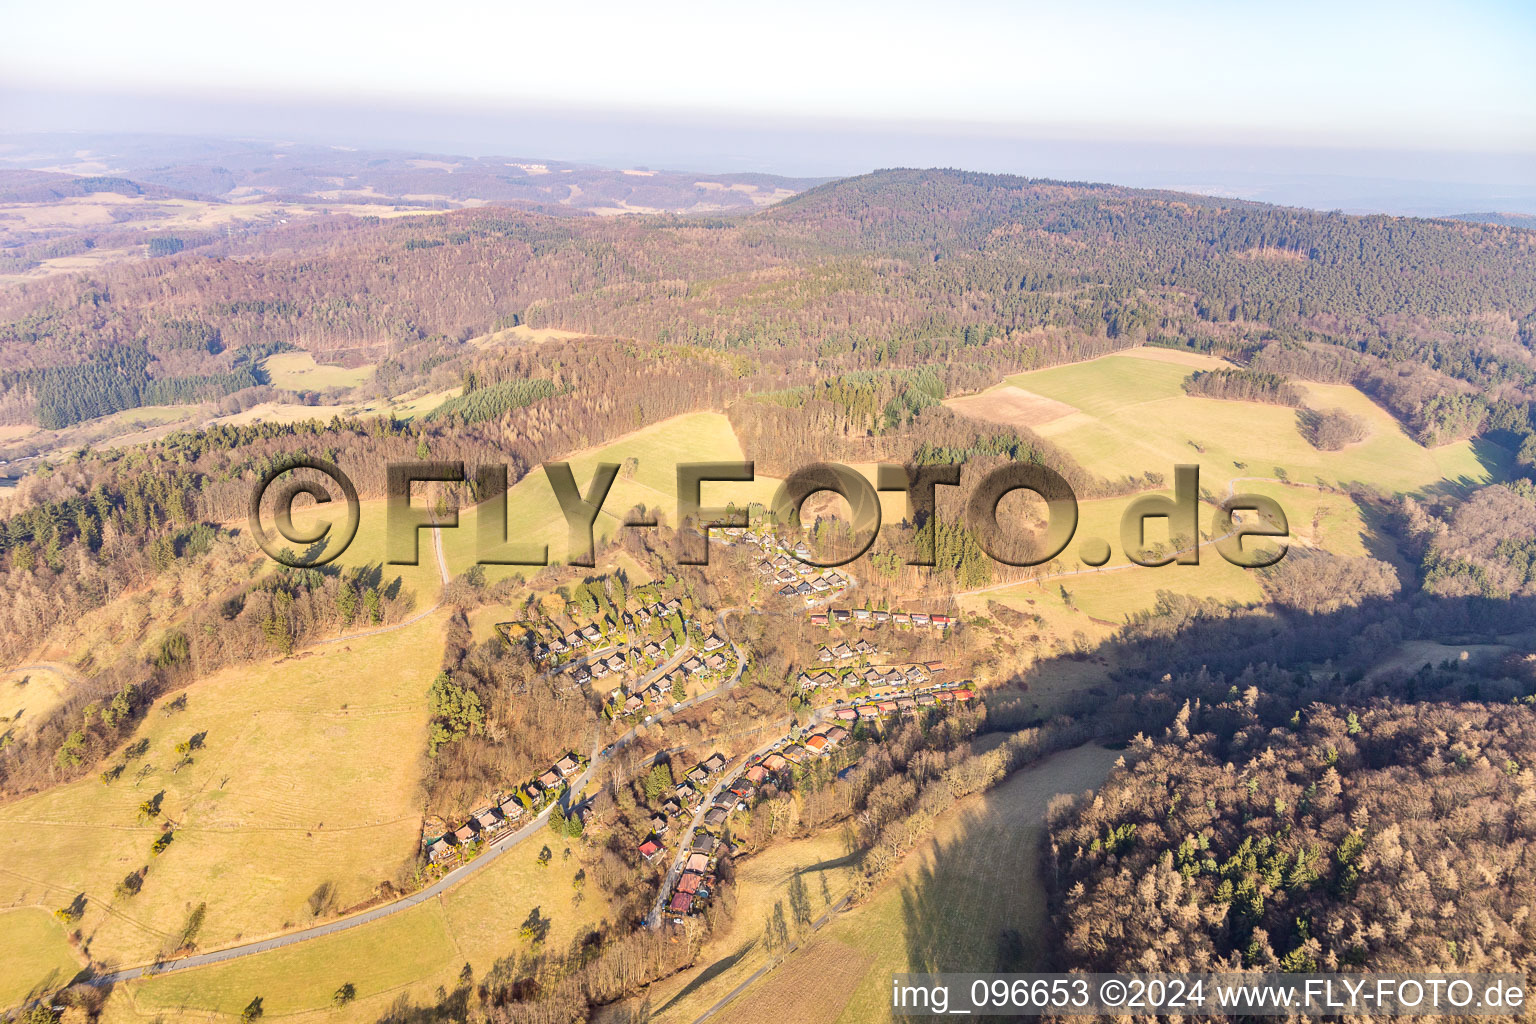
<box><xmin>442</xmin><ymin>412</ymin><xmax>780</xmax><ymax>581</ymax></box>
<box><xmin>112</xmin><ymin>817</ymin><xmax>605</xmax><ymax>1024</ymax></box>
<box><xmin>0</xmin><ymin>907</ymin><xmax>84</xmax><ymax>1008</ymax></box>
<box><xmin>991</xmin><ymin>351</ymin><xmax>1500</xmax><ymax>496</ymax></box>
<box><xmin>284</xmin><ymin>496</ymin><xmax>445</xmax><ymax>602</ymax></box>
<box><xmin>667</xmin><ymin>743</ymin><xmax>1121</xmax><ymax>1024</ymax></box>
<box><xmin>645</xmin><ymin>830</ymin><xmax>860</xmax><ymax>1024</ymax></box>
<box><xmin>262</xmin><ymin>352</ymin><xmax>375</xmax><ymax>391</ymax></box>
<box><xmin>0</xmin><ymin>611</ymin><xmax>447</xmax><ymax>974</ymax></box>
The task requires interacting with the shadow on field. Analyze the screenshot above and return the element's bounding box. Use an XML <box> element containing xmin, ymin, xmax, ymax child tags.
<box><xmin>652</xmin><ymin>940</ymin><xmax>759</xmax><ymax>1017</ymax></box>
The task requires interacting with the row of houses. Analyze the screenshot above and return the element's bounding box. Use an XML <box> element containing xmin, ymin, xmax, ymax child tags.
<box><xmin>425</xmin><ymin>752</ymin><xmax>584</xmax><ymax>865</ymax></box>
<box><xmin>828</xmin><ymin>685</ymin><xmax>976</xmax><ymax>725</ymax></box>
<box><xmin>816</xmin><ymin>638</ymin><xmax>880</xmax><ymax>662</ymax></box>
<box><xmin>809</xmin><ymin>608</ymin><xmax>952</xmax><ymax>628</ymax></box>
<box><xmin>639</xmin><ymin>752</ymin><xmax>729</xmax><ymax>863</ymax></box>
<box><xmin>797</xmin><ymin>661</ymin><xmax>940</xmax><ymax>691</ymax></box>
<box><xmin>660</xmin><ymin>730</ymin><xmax>852</xmax><ymax>921</ymax></box>
<box><xmin>609</xmin><ymin>641</ymin><xmax>733</xmax><ymax>716</ymax></box>
<box><xmin>532</xmin><ymin>597</ymin><xmax>687</xmax><ymax>661</ymax></box>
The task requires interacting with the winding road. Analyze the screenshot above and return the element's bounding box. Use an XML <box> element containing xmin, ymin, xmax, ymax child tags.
<box><xmin>88</xmin><ymin>591</ymin><xmax>753</xmax><ymax>984</ymax></box>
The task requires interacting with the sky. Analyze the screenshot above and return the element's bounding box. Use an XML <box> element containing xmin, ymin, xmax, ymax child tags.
<box><xmin>2</xmin><ymin>0</ymin><xmax>1534</xmax><ymax>207</ymax></box>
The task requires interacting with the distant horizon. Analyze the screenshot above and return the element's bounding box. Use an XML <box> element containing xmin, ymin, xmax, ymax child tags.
<box><xmin>3</xmin><ymin>104</ymin><xmax>1535</xmax><ymax>219</ymax></box>
<box><xmin>4</xmin><ymin>0</ymin><xmax>1534</xmax><ymax>216</ymax></box>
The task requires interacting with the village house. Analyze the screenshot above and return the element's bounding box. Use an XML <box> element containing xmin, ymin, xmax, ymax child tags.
<box><xmin>932</xmin><ymin>614</ymin><xmax>951</xmax><ymax>627</ymax></box>
<box><xmin>703</xmin><ymin>807</ymin><xmax>728</xmax><ymax>828</ymax></box>
<box><xmin>954</xmin><ymin>688</ymin><xmax>975</xmax><ymax>700</ymax></box>
<box><xmin>668</xmin><ymin>891</ymin><xmax>694</xmax><ymax>916</ymax></box>
<box><xmin>662</xmin><ymin>798</ymin><xmax>682</xmax><ymax>816</ymax></box>
<box><xmin>809</xmin><ymin>612</ymin><xmax>828</xmax><ymax>626</ymax></box>
<box><xmin>832</xmin><ymin>609</ymin><xmax>851</xmax><ymax>623</ymax></box>
<box><xmin>682</xmin><ymin>656</ymin><xmax>704</xmax><ymax>674</ymax></box>
<box><xmin>643</xmin><ymin>641</ymin><xmax>663</xmax><ymax>659</ymax></box>
<box><xmin>873</xmin><ymin>609</ymin><xmax>890</xmax><ymax>622</ymax></box>
<box><xmin>650</xmin><ymin>814</ymin><xmax>669</xmax><ymax>835</ymax></box>
<box><xmin>538</xmin><ymin>768</ymin><xmax>562</xmax><ymax>789</ymax></box>
<box><xmin>453</xmin><ymin>821</ymin><xmax>478</xmax><ymax>845</ymax></box>
<box><xmin>853</xmin><ymin>608</ymin><xmax>871</xmax><ymax>622</ymax></box>
<box><xmin>916</xmin><ymin>692</ymin><xmax>937</xmax><ymax>706</ymax></box>
<box><xmin>702</xmin><ymin>633</ymin><xmax>725</xmax><ymax>651</ymax></box>
<box><xmin>704</xmin><ymin>653</ymin><xmax>727</xmax><ymax>672</ymax></box>
<box><xmin>835</xmin><ymin>708</ymin><xmax>857</xmax><ymax>721</ymax></box>
<box><xmin>639</xmin><ymin>838</ymin><xmax>663</xmax><ymax>862</ymax></box>
<box><xmin>473</xmin><ymin>806</ymin><xmax>501</xmax><ymax>834</ymax></box>
<box><xmin>676</xmin><ymin>872</ymin><xmax>703</xmax><ymax>895</ymax></box>
<box><xmin>427</xmin><ymin>837</ymin><xmax>454</xmax><ymax>863</ymax></box>
<box><xmin>624</xmin><ymin>694</ymin><xmax>645</xmax><ymax>714</ymax></box>
<box><xmin>781</xmin><ymin>744</ymin><xmax>807</xmax><ymax>764</ymax></box>
<box><xmin>897</xmin><ymin>696</ymin><xmax>917</xmax><ymax>715</ymax></box>
<box><xmin>686</xmin><ymin>766</ymin><xmax>707</xmax><ymax>785</ymax></box>
<box><xmin>686</xmin><ymin>851</ymin><xmax>709</xmax><ymax>873</ymax></box>
<box><xmin>690</xmin><ymin>832</ymin><xmax>715</xmax><ymax>854</ymax></box>
<box><xmin>745</xmin><ymin>764</ymin><xmax>768</xmax><ymax>784</ymax></box>
<box><xmin>591</xmin><ymin>661</ymin><xmax>610</xmax><ymax>679</ymax></box>
<box><xmin>825</xmin><ymin>725</ymin><xmax>849</xmax><ymax>745</ymax></box>
<box><xmin>702</xmin><ymin>752</ymin><xmax>727</xmax><ymax>774</ymax></box>
<box><xmin>804</xmin><ymin>734</ymin><xmax>829</xmax><ymax>755</ymax></box>
<box><xmin>763</xmin><ymin>752</ymin><xmax>788</xmax><ymax>772</ymax></box>
<box><xmin>499</xmin><ymin>796</ymin><xmax>525</xmax><ymax>822</ymax></box>
<box><xmin>605</xmin><ymin>654</ymin><xmax>625</xmax><ymax>673</ymax></box>
<box><xmin>892</xmin><ymin>612</ymin><xmax>910</xmax><ymax>624</ymax></box>
<box><xmin>911</xmin><ymin>613</ymin><xmax>930</xmax><ymax>626</ymax></box>
<box><xmin>857</xmin><ymin>705</ymin><xmax>880</xmax><ymax>721</ymax></box>
<box><xmin>878</xmin><ymin>699</ymin><xmax>898</xmax><ymax>716</ymax></box>
<box><xmin>555</xmin><ymin>754</ymin><xmax>580</xmax><ymax>777</ymax></box>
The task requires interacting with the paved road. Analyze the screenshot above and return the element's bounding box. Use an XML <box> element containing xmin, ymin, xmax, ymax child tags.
<box><xmin>645</xmin><ymin>704</ymin><xmax>819</xmax><ymax>929</ymax></box>
<box><xmin>86</xmin><ymin>600</ymin><xmax>752</xmax><ymax>984</ymax></box>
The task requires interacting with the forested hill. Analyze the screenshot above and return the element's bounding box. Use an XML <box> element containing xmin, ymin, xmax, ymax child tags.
<box><xmin>1</xmin><ymin>168</ymin><xmax>1535</xmax><ymax>441</ymax></box>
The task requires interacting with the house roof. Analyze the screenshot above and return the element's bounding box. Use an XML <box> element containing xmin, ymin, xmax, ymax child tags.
<box><xmin>668</xmin><ymin>891</ymin><xmax>695</xmax><ymax>914</ymax></box>
<box><xmin>686</xmin><ymin>852</ymin><xmax>709</xmax><ymax>872</ymax></box>
<box><xmin>639</xmin><ymin>839</ymin><xmax>661</xmax><ymax>858</ymax></box>
<box><xmin>676</xmin><ymin>871</ymin><xmax>703</xmax><ymax>894</ymax></box>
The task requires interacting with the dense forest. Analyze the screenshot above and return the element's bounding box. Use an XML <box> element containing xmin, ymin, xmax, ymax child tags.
<box><xmin>1048</xmin><ymin>701</ymin><xmax>1536</xmax><ymax>976</ymax></box>
<box><xmin>2</xmin><ymin>169</ymin><xmax>1534</xmax><ymax>441</ymax></box>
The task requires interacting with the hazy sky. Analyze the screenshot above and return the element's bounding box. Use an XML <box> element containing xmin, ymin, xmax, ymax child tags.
<box><xmin>5</xmin><ymin>0</ymin><xmax>1533</xmax><ymax>153</ymax></box>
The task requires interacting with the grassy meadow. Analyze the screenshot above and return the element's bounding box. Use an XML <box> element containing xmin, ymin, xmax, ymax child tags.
<box><xmin>106</xmin><ymin>818</ymin><xmax>606</xmax><ymax>1024</ymax></box>
<box><xmin>648</xmin><ymin>743</ymin><xmax>1121</xmax><ymax>1024</ymax></box>
<box><xmin>976</xmin><ymin>349</ymin><xmax>1500</xmax><ymax>496</ymax></box>
<box><xmin>442</xmin><ymin>412</ymin><xmax>781</xmax><ymax>581</ymax></box>
<box><xmin>0</xmin><ymin>611</ymin><xmax>448</xmax><ymax>975</ymax></box>
<box><xmin>260</xmin><ymin>353</ymin><xmax>375</xmax><ymax>391</ymax></box>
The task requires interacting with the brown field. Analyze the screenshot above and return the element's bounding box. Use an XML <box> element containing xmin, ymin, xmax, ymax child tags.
<box><xmin>1116</xmin><ymin>345</ymin><xmax>1230</xmax><ymax>368</ymax></box>
<box><xmin>712</xmin><ymin>939</ymin><xmax>874</xmax><ymax>1024</ymax></box>
<box><xmin>944</xmin><ymin>385</ymin><xmax>1079</xmax><ymax>429</ymax></box>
